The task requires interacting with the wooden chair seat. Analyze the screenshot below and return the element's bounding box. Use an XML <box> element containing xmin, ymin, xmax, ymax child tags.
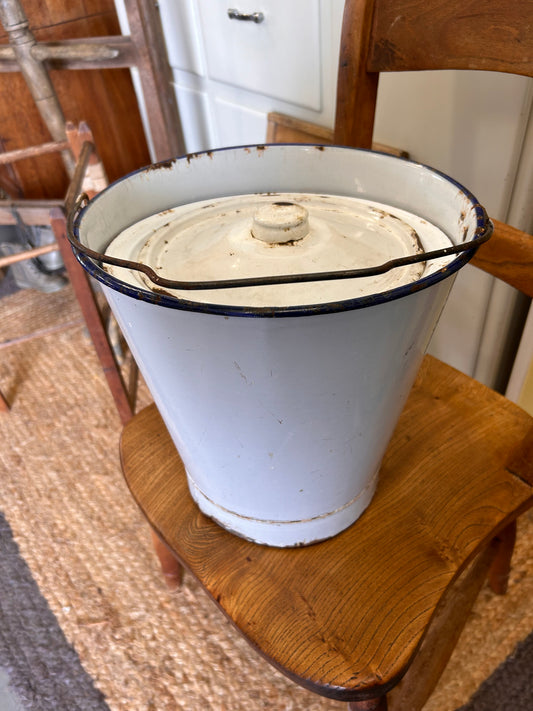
<box><xmin>120</xmin><ymin>354</ymin><xmax>533</xmax><ymax>707</ymax></box>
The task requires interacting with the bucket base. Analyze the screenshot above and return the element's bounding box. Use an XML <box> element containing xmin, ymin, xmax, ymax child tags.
<box><xmin>186</xmin><ymin>470</ymin><xmax>379</xmax><ymax>547</ymax></box>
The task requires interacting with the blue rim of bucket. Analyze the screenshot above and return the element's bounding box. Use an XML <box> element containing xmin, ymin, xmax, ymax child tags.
<box><xmin>71</xmin><ymin>144</ymin><xmax>490</xmax><ymax>319</ymax></box>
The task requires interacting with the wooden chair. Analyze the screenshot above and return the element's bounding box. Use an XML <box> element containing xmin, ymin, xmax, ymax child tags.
<box><xmin>0</xmin><ymin>123</ymin><xmax>137</xmax><ymax>423</ymax></box>
<box><xmin>119</xmin><ymin>1</ymin><xmax>533</xmax><ymax>708</ymax></box>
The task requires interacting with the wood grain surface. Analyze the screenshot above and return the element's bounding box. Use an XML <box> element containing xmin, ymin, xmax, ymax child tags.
<box><xmin>368</xmin><ymin>0</ymin><xmax>533</xmax><ymax>76</ymax></box>
<box><xmin>334</xmin><ymin>0</ymin><xmax>533</xmax><ymax>147</ymax></box>
<box><xmin>0</xmin><ymin>0</ymin><xmax>150</xmax><ymax>198</ymax></box>
<box><xmin>120</xmin><ymin>355</ymin><xmax>533</xmax><ymax>702</ymax></box>
<box><xmin>471</xmin><ymin>219</ymin><xmax>533</xmax><ymax>299</ymax></box>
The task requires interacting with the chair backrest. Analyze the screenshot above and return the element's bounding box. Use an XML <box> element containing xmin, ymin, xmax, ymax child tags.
<box><xmin>332</xmin><ymin>0</ymin><xmax>533</xmax><ymax>465</ymax></box>
<box><xmin>333</xmin><ymin>0</ymin><xmax>533</xmax><ymax>297</ymax></box>
<box><xmin>334</xmin><ymin>0</ymin><xmax>533</xmax><ymax>148</ymax></box>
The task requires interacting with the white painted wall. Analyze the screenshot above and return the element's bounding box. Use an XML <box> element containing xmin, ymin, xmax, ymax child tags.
<box><xmin>374</xmin><ymin>72</ymin><xmax>532</xmax><ymax>387</ymax></box>
<box><xmin>146</xmin><ymin>1</ymin><xmax>533</xmax><ymax>389</ymax></box>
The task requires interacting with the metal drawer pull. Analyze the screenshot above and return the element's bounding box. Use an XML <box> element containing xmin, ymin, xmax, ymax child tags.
<box><xmin>227</xmin><ymin>8</ymin><xmax>264</xmax><ymax>23</ymax></box>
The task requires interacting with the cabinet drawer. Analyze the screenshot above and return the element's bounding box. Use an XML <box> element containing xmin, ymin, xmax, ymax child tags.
<box><xmin>198</xmin><ymin>0</ymin><xmax>322</xmax><ymax>110</ymax></box>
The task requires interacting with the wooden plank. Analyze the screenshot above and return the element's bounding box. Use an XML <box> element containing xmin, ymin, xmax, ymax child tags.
<box><xmin>123</xmin><ymin>0</ymin><xmax>185</xmax><ymax>160</ymax></box>
<box><xmin>0</xmin><ymin>1</ymin><xmax>114</xmax><ymax>34</ymax></box>
<box><xmin>0</xmin><ymin>0</ymin><xmax>76</xmax><ymax>176</ymax></box>
<box><xmin>0</xmin><ymin>0</ymin><xmax>150</xmax><ymax>199</ymax></box>
<box><xmin>266</xmin><ymin>112</ymin><xmax>408</xmax><ymax>157</ymax></box>
<box><xmin>266</xmin><ymin>112</ymin><xmax>334</xmax><ymax>143</ymax></box>
<box><xmin>369</xmin><ymin>0</ymin><xmax>533</xmax><ymax>76</ymax></box>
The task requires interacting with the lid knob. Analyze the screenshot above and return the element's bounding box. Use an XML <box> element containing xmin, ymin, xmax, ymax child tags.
<box><xmin>252</xmin><ymin>201</ymin><xmax>309</xmax><ymax>244</ymax></box>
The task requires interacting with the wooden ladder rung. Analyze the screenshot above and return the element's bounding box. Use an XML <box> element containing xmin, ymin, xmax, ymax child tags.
<box><xmin>0</xmin><ymin>242</ymin><xmax>58</xmax><ymax>269</ymax></box>
<box><xmin>0</xmin><ymin>140</ymin><xmax>70</xmax><ymax>165</ymax></box>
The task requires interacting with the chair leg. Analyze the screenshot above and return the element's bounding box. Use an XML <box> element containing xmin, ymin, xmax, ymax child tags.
<box><xmin>348</xmin><ymin>697</ymin><xmax>388</xmax><ymax>710</ymax></box>
<box><xmin>488</xmin><ymin>520</ymin><xmax>517</xmax><ymax>595</ymax></box>
<box><xmin>386</xmin><ymin>543</ymin><xmax>496</xmax><ymax>711</ymax></box>
<box><xmin>49</xmin><ymin>209</ymin><xmax>134</xmax><ymax>425</ymax></box>
<box><xmin>150</xmin><ymin>529</ymin><xmax>183</xmax><ymax>589</ymax></box>
<box><xmin>0</xmin><ymin>388</ymin><xmax>9</xmax><ymax>412</ymax></box>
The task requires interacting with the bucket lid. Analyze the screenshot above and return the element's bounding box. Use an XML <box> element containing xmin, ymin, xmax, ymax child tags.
<box><xmin>104</xmin><ymin>192</ymin><xmax>453</xmax><ymax>309</ymax></box>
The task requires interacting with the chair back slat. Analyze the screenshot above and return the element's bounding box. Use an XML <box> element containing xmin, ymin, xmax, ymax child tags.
<box><xmin>334</xmin><ymin>0</ymin><xmax>533</xmax><ymax>146</ymax></box>
<box><xmin>368</xmin><ymin>0</ymin><xmax>533</xmax><ymax>76</ymax></box>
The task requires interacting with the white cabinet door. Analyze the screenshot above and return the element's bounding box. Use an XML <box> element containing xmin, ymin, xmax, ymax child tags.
<box><xmin>211</xmin><ymin>96</ymin><xmax>268</xmax><ymax>146</ymax></box>
<box><xmin>158</xmin><ymin>0</ymin><xmax>344</xmax><ymax>151</ymax></box>
<box><xmin>198</xmin><ymin>0</ymin><xmax>322</xmax><ymax>110</ymax></box>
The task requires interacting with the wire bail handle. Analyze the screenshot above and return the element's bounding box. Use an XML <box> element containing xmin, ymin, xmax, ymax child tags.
<box><xmin>67</xmin><ymin>192</ymin><xmax>493</xmax><ymax>292</ymax></box>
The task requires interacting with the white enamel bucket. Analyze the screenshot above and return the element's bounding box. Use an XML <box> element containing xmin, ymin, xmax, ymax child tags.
<box><xmin>69</xmin><ymin>145</ymin><xmax>491</xmax><ymax>547</ymax></box>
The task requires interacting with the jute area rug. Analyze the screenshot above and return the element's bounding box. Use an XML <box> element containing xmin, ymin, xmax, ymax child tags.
<box><xmin>0</xmin><ymin>283</ymin><xmax>532</xmax><ymax>710</ymax></box>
